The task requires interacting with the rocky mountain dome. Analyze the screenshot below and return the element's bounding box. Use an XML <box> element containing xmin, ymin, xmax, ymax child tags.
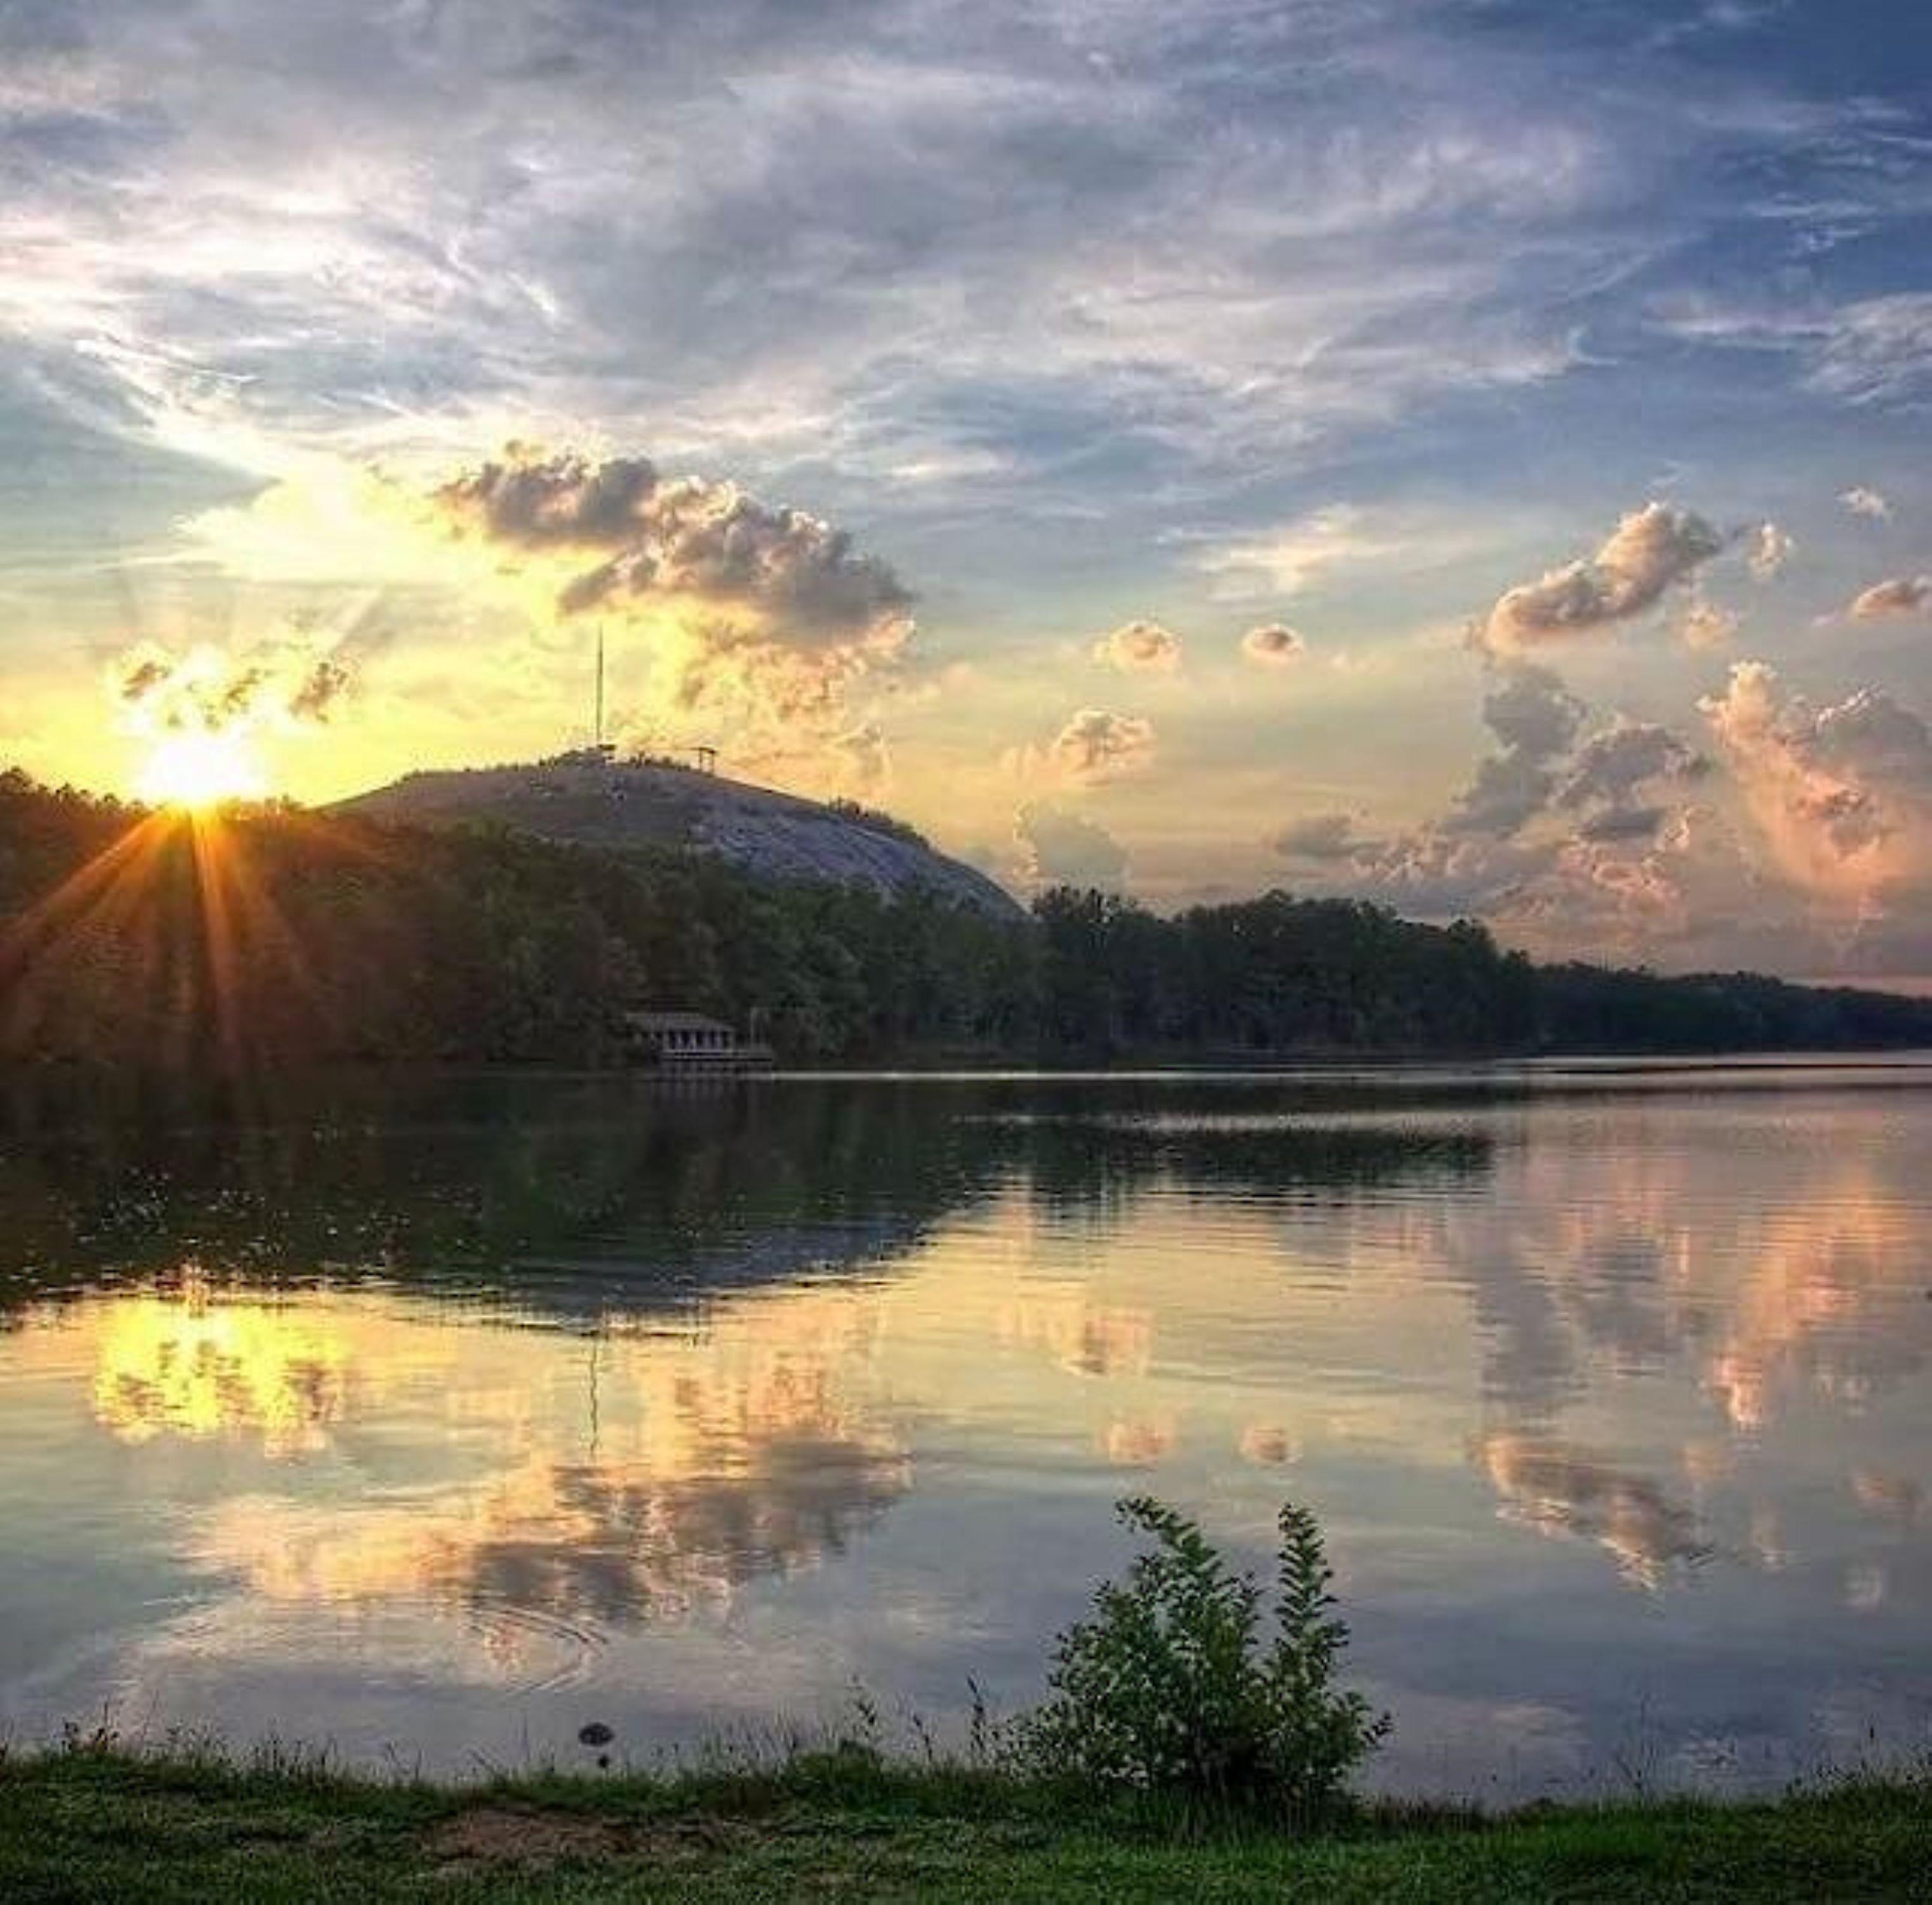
<box><xmin>331</xmin><ymin>751</ymin><xmax>1025</xmax><ymax>920</ymax></box>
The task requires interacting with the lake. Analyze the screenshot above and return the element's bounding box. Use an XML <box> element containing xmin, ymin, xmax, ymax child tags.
<box><xmin>1</xmin><ymin>1062</ymin><xmax>1928</xmax><ymax>1799</ymax></box>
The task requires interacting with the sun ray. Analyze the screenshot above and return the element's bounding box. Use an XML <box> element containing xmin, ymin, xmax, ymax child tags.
<box><xmin>0</xmin><ymin>813</ymin><xmax>179</xmax><ymax>1045</ymax></box>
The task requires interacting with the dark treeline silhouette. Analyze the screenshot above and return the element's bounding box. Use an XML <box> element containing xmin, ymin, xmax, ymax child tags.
<box><xmin>3</xmin><ymin>770</ymin><xmax>1929</xmax><ymax>1067</ymax></box>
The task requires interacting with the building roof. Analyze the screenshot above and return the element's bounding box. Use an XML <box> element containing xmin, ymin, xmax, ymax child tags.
<box><xmin>625</xmin><ymin>1011</ymin><xmax>734</xmax><ymax>1034</ymax></box>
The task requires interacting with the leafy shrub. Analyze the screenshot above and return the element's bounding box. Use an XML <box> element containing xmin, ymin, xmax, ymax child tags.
<box><xmin>1011</xmin><ymin>1496</ymin><xmax>1389</xmax><ymax>1814</ymax></box>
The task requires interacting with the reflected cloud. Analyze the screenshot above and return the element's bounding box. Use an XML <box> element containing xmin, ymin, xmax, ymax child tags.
<box><xmin>1479</xmin><ymin>1431</ymin><xmax>1712</xmax><ymax>1589</ymax></box>
<box><xmin>91</xmin><ymin>1273</ymin><xmax>350</xmax><ymax>1457</ymax></box>
<box><xmin>1418</xmin><ymin>1133</ymin><xmax>1931</xmax><ymax>1478</ymax></box>
<box><xmin>1702</xmin><ymin>1197</ymin><xmax>1925</xmax><ymax>1433</ymax></box>
<box><xmin>1851</xmin><ymin>1471</ymin><xmax>1928</xmax><ymax>1530</ymax></box>
<box><xmin>1239</xmin><ymin>1424</ymin><xmax>1300</xmax><ymax>1466</ymax></box>
<box><xmin>60</xmin><ymin>1274</ymin><xmax>912</xmax><ymax>1650</ymax></box>
<box><xmin>1844</xmin><ymin>1563</ymin><xmax>1889</xmax><ymax>1612</ymax></box>
<box><xmin>204</xmin><ymin>1436</ymin><xmax>910</xmax><ymax>1652</ymax></box>
<box><xmin>996</xmin><ymin>1286</ymin><xmax>1152</xmax><ymax>1379</ymax></box>
<box><xmin>1</xmin><ymin>1067</ymin><xmax>1930</xmax><ymax>1782</ymax></box>
<box><xmin>1101</xmin><ymin>1417</ymin><xmax>1175</xmax><ymax>1467</ymax></box>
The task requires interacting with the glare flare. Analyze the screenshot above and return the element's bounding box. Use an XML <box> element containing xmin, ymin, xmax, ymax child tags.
<box><xmin>138</xmin><ymin>731</ymin><xmax>267</xmax><ymax>809</ymax></box>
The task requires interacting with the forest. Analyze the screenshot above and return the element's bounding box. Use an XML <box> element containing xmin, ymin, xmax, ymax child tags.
<box><xmin>4</xmin><ymin>770</ymin><xmax>1930</xmax><ymax>1068</ymax></box>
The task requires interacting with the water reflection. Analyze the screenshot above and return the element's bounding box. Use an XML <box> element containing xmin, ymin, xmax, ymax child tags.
<box><xmin>0</xmin><ymin>1065</ymin><xmax>1927</xmax><ymax>1793</ymax></box>
<box><xmin>199</xmin><ymin>1379</ymin><xmax>910</xmax><ymax>1652</ymax></box>
<box><xmin>91</xmin><ymin>1273</ymin><xmax>350</xmax><ymax>1455</ymax></box>
<box><xmin>1476</xmin><ymin>1433</ymin><xmax>1712</xmax><ymax>1589</ymax></box>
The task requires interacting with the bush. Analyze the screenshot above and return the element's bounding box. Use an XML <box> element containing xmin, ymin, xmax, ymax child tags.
<box><xmin>1011</xmin><ymin>1496</ymin><xmax>1389</xmax><ymax>1815</ymax></box>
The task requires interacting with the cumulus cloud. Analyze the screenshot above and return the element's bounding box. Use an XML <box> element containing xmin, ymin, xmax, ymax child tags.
<box><xmin>1091</xmin><ymin>619</ymin><xmax>1182</xmax><ymax>672</ymax></box>
<box><xmin>1015</xmin><ymin>803</ymin><xmax>1129</xmax><ymax>890</ymax></box>
<box><xmin>1481</xmin><ymin>665</ymin><xmax>1587</xmax><ymax>763</ymax></box>
<box><xmin>1746</xmin><ymin>521</ymin><xmax>1793</xmax><ymax>580</ymax></box>
<box><xmin>1272</xmin><ymin>811</ymin><xmax>1371</xmax><ymax>863</ymax></box>
<box><xmin>1241</xmin><ymin>624</ymin><xmax>1305</xmax><ymax>667</ymax></box>
<box><xmin>1048</xmin><ymin>708</ymin><xmax>1157</xmax><ymax>784</ymax></box>
<box><xmin>1482</xmin><ymin>502</ymin><xmax>1725</xmax><ymax>650</ymax></box>
<box><xmin>1679</xmin><ymin>599</ymin><xmax>1739</xmax><ymax>649</ymax></box>
<box><xmin>1841</xmin><ymin>486</ymin><xmax>1891</xmax><ymax>521</ymax></box>
<box><xmin>1441</xmin><ymin>665</ymin><xmax>1585</xmax><ymax>838</ymax></box>
<box><xmin>423</xmin><ymin>445</ymin><xmax>917</xmax><ymax>749</ymax></box>
<box><xmin>1848</xmin><ymin>575</ymin><xmax>1932</xmax><ymax>620</ymax></box>
<box><xmin>1277</xmin><ymin>660</ymin><xmax>1718</xmax><ymax>952</ymax></box>
<box><xmin>1556</xmin><ymin>719</ymin><xmax>1706</xmax><ymax>813</ymax></box>
<box><xmin>1253</xmin><ymin>635</ymin><xmax>1932</xmax><ymax>978</ymax></box>
<box><xmin>1575</xmin><ymin>803</ymin><xmax>1669</xmax><ymax>843</ymax></box>
<box><xmin>1700</xmin><ymin>660</ymin><xmax>1932</xmax><ymax>907</ymax></box>
<box><xmin>436</xmin><ymin>448</ymin><xmax>914</xmax><ymax>639</ymax></box>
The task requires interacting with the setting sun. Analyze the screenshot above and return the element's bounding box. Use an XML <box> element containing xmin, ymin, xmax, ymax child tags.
<box><xmin>137</xmin><ymin>731</ymin><xmax>267</xmax><ymax>810</ymax></box>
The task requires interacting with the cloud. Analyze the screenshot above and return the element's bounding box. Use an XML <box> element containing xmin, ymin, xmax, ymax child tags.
<box><xmin>1746</xmin><ymin>521</ymin><xmax>1792</xmax><ymax>580</ymax></box>
<box><xmin>1313</xmin><ymin>831</ymin><xmax>1559</xmax><ymax>921</ymax></box>
<box><xmin>1555</xmin><ymin>719</ymin><xmax>1706</xmax><ymax>812</ymax></box>
<box><xmin>1848</xmin><ymin>575</ymin><xmax>1932</xmax><ymax>620</ymax></box>
<box><xmin>1048</xmin><ymin>708</ymin><xmax>1157</xmax><ymax>784</ymax></box>
<box><xmin>425</xmin><ymin>446</ymin><xmax>916</xmax><ymax>744</ymax></box>
<box><xmin>1441</xmin><ymin>665</ymin><xmax>1585</xmax><ymax>838</ymax></box>
<box><xmin>0</xmin><ymin>0</ymin><xmax>1653</xmax><ymax>545</ymax></box>
<box><xmin>1841</xmin><ymin>486</ymin><xmax>1891</xmax><ymax>521</ymax></box>
<box><xmin>1246</xmin><ymin>631</ymin><xmax>1932</xmax><ymax>981</ymax></box>
<box><xmin>1658</xmin><ymin>294</ymin><xmax>1932</xmax><ymax>407</ymax></box>
<box><xmin>1806</xmin><ymin>294</ymin><xmax>1932</xmax><ymax>405</ymax></box>
<box><xmin>1479</xmin><ymin>1433</ymin><xmax>1710</xmax><ymax>1588</ymax></box>
<box><xmin>1198</xmin><ymin>505</ymin><xmax>1408</xmax><ymax>601</ymax></box>
<box><xmin>1481</xmin><ymin>665</ymin><xmax>1588</xmax><ymax>764</ymax></box>
<box><xmin>1700</xmin><ymin>660</ymin><xmax>1932</xmax><ymax>907</ymax></box>
<box><xmin>1272</xmin><ymin>812</ymin><xmax>1374</xmax><ymax>863</ymax></box>
<box><xmin>1679</xmin><ymin>600</ymin><xmax>1739</xmax><ymax>649</ymax></box>
<box><xmin>1482</xmin><ymin>502</ymin><xmax>1725</xmax><ymax>650</ymax></box>
<box><xmin>830</xmin><ymin>721</ymin><xmax>889</xmax><ymax>791</ymax></box>
<box><xmin>1015</xmin><ymin>803</ymin><xmax>1128</xmax><ymax>890</ymax></box>
<box><xmin>1282</xmin><ymin>660</ymin><xmax>1719</xmax><ymax>951</ymax></box>
<box><xmin>1091</xmin><ymin>619</ymin><xmax>1181</xmax><ymax>673</ymax></box>
<box><xmin>1241</xmin><ymin>624</ymin><xmax>1305</xmax><ymax>667</ymax></box>
<box><xmin>436</xmin><ymin>449</ymin><xmax>914</xmax><ymax>643</ymax></box>
<box><xmin>1576</xmin><ymin>803</ymin><xmax>1669</xmax><ymax>844</ymax></box>
<box><xmin>112</xmin><ymin>640</ymin><xmax>355</xmax><ymax>737</ymax></box>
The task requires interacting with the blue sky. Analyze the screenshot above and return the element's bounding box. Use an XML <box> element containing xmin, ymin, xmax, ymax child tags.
<box><xmin>3</xmin><ymin>0</ymin><xmax>1930</xmax><ymax>977</ymax></box>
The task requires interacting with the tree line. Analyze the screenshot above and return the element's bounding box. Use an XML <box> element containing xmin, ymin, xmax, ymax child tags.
<box><xmin>3</xmin><ymin>770</ymin><xmax>1928</xmax><ymax>1069</ymax></box>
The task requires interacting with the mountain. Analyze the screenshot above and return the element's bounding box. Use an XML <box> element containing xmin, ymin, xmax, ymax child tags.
<box><xmin>331</xmin><ymin>750</ymin><xmax>1026</xmax><ymax>919</ymax></box>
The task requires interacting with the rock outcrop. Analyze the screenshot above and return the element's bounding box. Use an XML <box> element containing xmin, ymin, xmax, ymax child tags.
<box><xmin>333</xmin><ymin>752</ymin><xmax>1025</xmax><ymax>919</ymax></box>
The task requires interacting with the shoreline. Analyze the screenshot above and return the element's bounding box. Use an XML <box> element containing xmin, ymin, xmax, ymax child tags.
<box><xmin>3</xmin><ymin>1743</ymin><xmax>1924</xmax><ymax>1902</ymax></box>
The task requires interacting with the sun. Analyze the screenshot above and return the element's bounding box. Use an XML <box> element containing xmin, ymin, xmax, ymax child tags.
<box><xmin>138</xmin><ymin>731</ymin><xmax>269</xmax><ymax>810</ymax></box>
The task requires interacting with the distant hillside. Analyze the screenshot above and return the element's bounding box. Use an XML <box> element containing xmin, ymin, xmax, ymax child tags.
<box><xmin>332</xmin><ymin>751</ymin><xmax>1025</xmax><ymax>920</ymax></box>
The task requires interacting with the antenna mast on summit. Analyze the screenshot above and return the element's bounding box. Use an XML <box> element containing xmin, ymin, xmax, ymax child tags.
<box><xmin>593</xmin><ymin>624</ymin><xmax>606</xmax><ymax>749</ymax></box>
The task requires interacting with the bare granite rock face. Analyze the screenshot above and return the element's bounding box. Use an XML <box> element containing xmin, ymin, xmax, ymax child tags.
<box><xmin>332</xmin><ymin>752</ymin><xmax>1026</xmax><ymax>920</ymax></box>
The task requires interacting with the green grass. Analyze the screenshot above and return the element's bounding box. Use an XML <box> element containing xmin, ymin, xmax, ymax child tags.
<box><xmin>0</xmin><ymin>1744</ymin><xmax>1926</xmax><ymax>1902</ymax></box>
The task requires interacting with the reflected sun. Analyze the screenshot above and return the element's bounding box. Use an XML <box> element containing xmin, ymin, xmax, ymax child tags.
<box><xmin>138</xmin><ymin>731</ymin><xmax>267</xmax><ymax>810</ymax></box>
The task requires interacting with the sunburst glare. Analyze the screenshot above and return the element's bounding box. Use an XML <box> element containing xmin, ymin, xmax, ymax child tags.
<box><xmin>137</xmin><ymin>730</ymin><xmax>268</xmax><ymax>810</ymax></box>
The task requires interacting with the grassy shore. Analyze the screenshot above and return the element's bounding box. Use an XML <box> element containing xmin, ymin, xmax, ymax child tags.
<box><xmin>1</xmin><ymin>1746</ymin><xmax>1926</xmax><ymax>1903</ymax></box>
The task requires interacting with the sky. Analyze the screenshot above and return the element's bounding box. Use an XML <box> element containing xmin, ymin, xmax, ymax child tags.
<box><xmin>3</xmin><ymin>0</ymin><xmax>1931</xmax><ymax>980</ymax></box>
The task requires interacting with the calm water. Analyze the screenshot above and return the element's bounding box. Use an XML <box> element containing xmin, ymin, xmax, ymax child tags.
<box><xmin>1</xmin><ymin>1063</ymin><xmax>1928</xmax><ymax>1798</ymax></box>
